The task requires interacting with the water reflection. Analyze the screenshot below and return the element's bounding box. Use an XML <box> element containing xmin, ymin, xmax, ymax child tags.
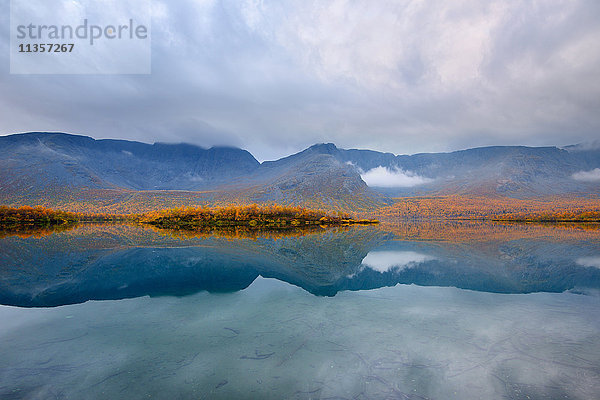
<box><xmin>1</xmin><ymin>279</ymin><xmax>599</xmax><ymax>400</ymax></box>
<box><xmin>0</xmin><ymin>223</ymin><xmax>77</xmax><ymax>239</ymax></box>
<box><xmin>577</xmin><ymin>256</ymin><xmax>600</xmax><ymax>268</ymax></box>
<box><xmin>1</xmin><ymin>222</ymin><xmax>600</xmax><ymax>399</ymax></box>
<box><xmin>360</xmin><ymin>250</ymin><xmax>436</xmax><ymax>272</ymax></box>
<box><xmin>1</xmin><ymin>222</ymin><xmax>599</xmax><ymax>307</ymax></box>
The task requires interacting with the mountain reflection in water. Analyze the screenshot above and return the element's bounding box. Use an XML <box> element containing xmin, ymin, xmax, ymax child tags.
<box><xmin>0</xmin><ymin>221</ymin><xmax>599</xmax><ymax>307</ymax></box>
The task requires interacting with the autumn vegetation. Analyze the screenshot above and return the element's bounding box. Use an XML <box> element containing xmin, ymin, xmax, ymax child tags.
<box><xmin>135</xmin><ymin>205</ymin><xmax>378</xmax><ymax>230</ymax></box>
<box><xmin>2</xmin><ymin>195</ymin><xmax>599</xmax><ymax>238</ymax></box>
<box><xmin>372</xmin><ymin>196</ymin><xmax>600</xmax><ymax>222</ymax></box>
<box><xmin>489</xmin><ymin>210</ymin><xmax>600</xmax><ymax>222</ymax></box>
<box><xmin>0</xmin><ymin>205</ymin><xmax>378</xmax><ymax>235</ymax></box>
<box><xmin>0</xmin><ymin>206</ymin><xmax>79</xmax><ymax>227</ymax></box>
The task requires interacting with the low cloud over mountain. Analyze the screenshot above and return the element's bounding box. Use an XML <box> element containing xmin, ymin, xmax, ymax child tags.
<box><xmin>572</xmin><ymin>168</ymin><xmax>600</xmax><ymax>182</ymax></box>
<box><xmin>360</xmin><ymin>166</ymin><xmax>432</xmax><ymax>188</ymax></box>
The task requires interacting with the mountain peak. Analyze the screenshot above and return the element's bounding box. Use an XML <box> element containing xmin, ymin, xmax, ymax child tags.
<box><xmin>308</xmin><ymin>143</ymin><xmax>338</xmax><ymax>154</ymax></box>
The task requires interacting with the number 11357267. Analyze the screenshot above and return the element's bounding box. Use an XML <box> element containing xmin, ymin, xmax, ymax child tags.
<box><xmin>18</xmin><ymin>43</ymin><xmax>74</xmax><ymax>52</ymax></box>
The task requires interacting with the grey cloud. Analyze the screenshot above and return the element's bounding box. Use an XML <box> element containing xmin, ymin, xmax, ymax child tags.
<box><xmin>360</xmin><ymin>166</ymin><xmax>432</xmax><ymax>188</ymax></box>
<box><xmin>572</xmin><ymin>168</ymin><xmax>600</xmax><ymax>182</ymax></box>
<box><xmin>564</xmin><ymin>141</ymin><xmax>600</xmax><ymax>152</ymax></box>
<box><xmin>1</xmin><ymin>0</ymin><xmax>600</xmax><ymax>160</ymax></box>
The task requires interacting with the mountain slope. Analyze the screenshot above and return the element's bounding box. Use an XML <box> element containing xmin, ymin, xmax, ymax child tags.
<box><xmin>216</xmin><ymin>143</ymin><xmax>385</xmax><ymax>208</ymax></box>
<box><xmin>0</xmin><ymin>133</ymin><xmax>385</xmax><ymax>210</ymax></box>
<box><xmin>1</xmin><ymin>132</ymin><xmax>599</xmax><ymax>212</ymax></box>
<box><xmin>330</xmin><ymin>144</ymin><xmax>600</xmax><ymax>197</ymax></box>
<box><xmin>0</xmin><ymin>132</ymin><xmax>260</xmax><ymax>193</ymax></box>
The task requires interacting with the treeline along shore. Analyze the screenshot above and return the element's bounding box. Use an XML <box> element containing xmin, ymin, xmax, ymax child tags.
<box><xmin>0</xmin><ymin>205</ymin><xmax>379</xmax><ymax>231</ymax></box>
<box><xmin>2</xmin><ymin>202</ymin><xmax>599</xmax><ymax>235</ymax></box>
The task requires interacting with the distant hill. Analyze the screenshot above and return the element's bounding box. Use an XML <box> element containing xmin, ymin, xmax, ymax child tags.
<box><xmin>216</xmin><ymin>142</ymin><xmax>383</xmax><ymax>208</ymax></box>
<box><xmin>0</xmin><ymin>132</ymin><xmax>259</xmax><ymax>192</ymax></box>
<box><xmin>0</xmin><ymin>132</ymin><xmax>599</xmax><ymax>212</ymax></box>
<box><xmin>0</xmin><ymin>132</ymin><xmax>383</xmax><ymax>210</ymax></box>
<box><xmin>325</xmin><ymin>143</ymin><xmax>600</xmax><ymax>198</ymax></box>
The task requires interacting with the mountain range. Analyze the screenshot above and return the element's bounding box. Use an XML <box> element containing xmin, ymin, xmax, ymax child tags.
<box><xmin>1</xmin><ymin>132</ymin><xmax>599</xmax><ymax>211</ymax></box>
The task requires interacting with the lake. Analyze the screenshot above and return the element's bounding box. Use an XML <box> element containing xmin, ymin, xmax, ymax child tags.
<box><xmin>1</xmin><ymin>222</ymin><xmax>599</xmax><ymax>399</ymax></box>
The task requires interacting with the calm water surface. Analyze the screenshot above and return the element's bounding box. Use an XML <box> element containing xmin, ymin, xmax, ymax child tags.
<box><xmin>0</xmin><ymin>222</ymin><xmax>599</xmax><ymax>399</ymax></box>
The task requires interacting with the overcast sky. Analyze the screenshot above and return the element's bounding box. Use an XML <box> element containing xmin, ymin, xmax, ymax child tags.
<box><xmin>1</xmin><ymin>0</ymin><xmax>599</xmax><ymax>161</ymax></box>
